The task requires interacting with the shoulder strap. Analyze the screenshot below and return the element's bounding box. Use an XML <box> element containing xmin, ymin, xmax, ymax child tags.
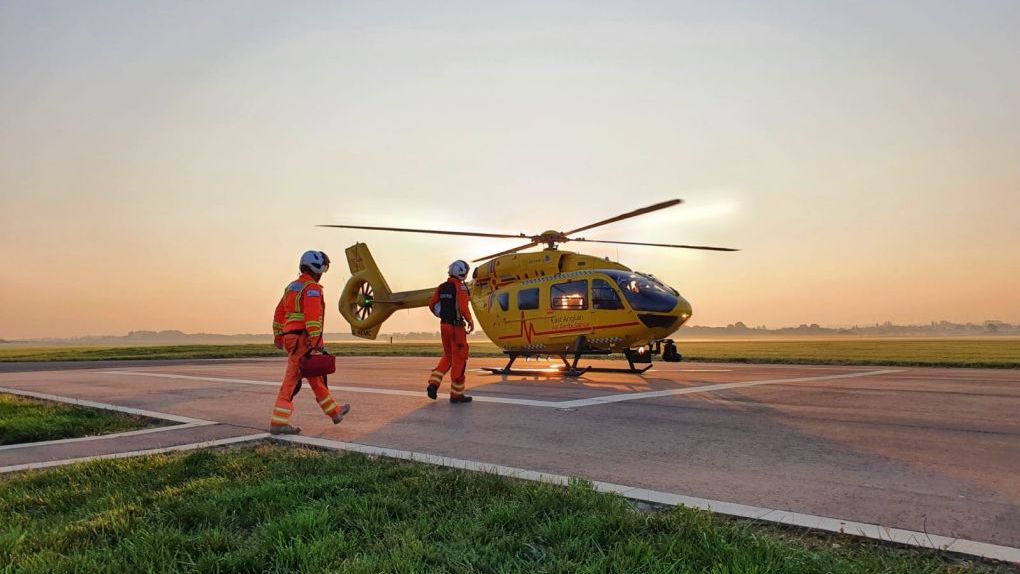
<box><xmin>293</xmin><ymin>281</ymin><xmax>315</xmax><ymax>313</ymax></box>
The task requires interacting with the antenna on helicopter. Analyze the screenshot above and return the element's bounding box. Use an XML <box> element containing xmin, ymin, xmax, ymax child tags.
<box><xmin>318</xmin><ymin>199</ymin><xmax>738</xmax><ymax>262</ymax></box>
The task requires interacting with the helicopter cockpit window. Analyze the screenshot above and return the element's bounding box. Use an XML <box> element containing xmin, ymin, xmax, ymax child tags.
<box><xmin>550</xmin><ymin>280</ymin><xmax>588</xmax><ymax>310</ymax></box>
<box><xmin>605</xmin><ymin>270</ymin><xmax>678</xmax><ymax>313</ymax></box>
<box><xmin>497</xmin><ymin>292</ymin><xmax>509</xmax><ymax>312</ymax></box>
<box><xmin>592</xmin><ymin>278</ymin><xmax>624</xmax><ymax>310</ymax></box>
<box><xmin>517</xmin><ymin>288</ymin><xmax>540</xmax><ymax>311</ymax></box>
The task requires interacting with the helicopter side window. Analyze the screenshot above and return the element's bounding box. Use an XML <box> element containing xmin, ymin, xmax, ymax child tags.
<box><xmin>592</xmin><ymin>278</ymin><xmax>624</xmax><ymax>310</ymax></box>
<box><xmin>550</xmin><ymin>280</ymin><xmax>588</xmax><ymax>310</ymax></box>
<box><xmin>517</xmin><ymin>288</ymin><xmax>540</xmax><ymax>310</ymax></box>
<box><xmin>497</xmin><ymin>292</ymin><xmax>509</xmax><ymax>312</ymax></box>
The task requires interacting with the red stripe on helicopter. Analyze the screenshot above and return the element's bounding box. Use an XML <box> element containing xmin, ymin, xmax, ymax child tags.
<box><xmin>498</xmin><ymin>313</ymin><xmax>641</xmax><ymax>344</ymax></box>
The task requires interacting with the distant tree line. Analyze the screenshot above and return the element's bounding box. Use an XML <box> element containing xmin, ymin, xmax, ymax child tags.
<box><xmin>4</xmin><ymin>320</ymin><xmax>1017</xmax><ymax>345</ymax></box>
<box><xmin>681</xmin><ymin>320</ymin><xmax>1019</xmax><ymax>337</ymax></box>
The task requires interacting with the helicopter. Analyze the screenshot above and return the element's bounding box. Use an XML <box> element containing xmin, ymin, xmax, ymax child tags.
<box><xmin>322</xmin><ymin>199</ymin><xmax>737</xmax><ymax>376</ymax></box>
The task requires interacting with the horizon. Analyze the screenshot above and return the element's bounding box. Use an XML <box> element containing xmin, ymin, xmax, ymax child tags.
<box><xmin>2</xmin><ymin>1</ymin><xmax>1019</xmax><ymax>339</ymax></box>
<box><xmin>6</xmin><ymin>317</ymin><xmax>1018</xmax><ymax>343</ymax></box>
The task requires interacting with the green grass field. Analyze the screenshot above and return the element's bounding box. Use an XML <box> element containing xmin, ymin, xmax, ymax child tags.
<box><xmin>0</xmin><ymin>394</ymin><xmax>160</xmax><ymax>446</ymax></box>
<box><xmin>1</xmin><ymin>338</ymin><xmax>1017</xmax><ymax>368</ymax></box>
<box><xmin>678</xmin><ymin>338</ymin><xmax>1020</xmax><ymax>368</ymax></box>
<box><xmin>0</xmin><ymin>444</ymin><xmax>1006</xmax><ymax>574</ymax></box>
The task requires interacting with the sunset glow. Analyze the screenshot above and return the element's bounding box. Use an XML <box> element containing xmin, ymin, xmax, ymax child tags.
<box><xmin>1</xmin><ymin>1</ymin><xmax>1018</xmax><ymax>339</ymax></box>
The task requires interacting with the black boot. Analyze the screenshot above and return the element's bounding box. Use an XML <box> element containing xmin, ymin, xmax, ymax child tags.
<box><xmin>449</xmin><ymin>395</ymin><xmax>473</xmax><ymax>404</ymax></box>
<box><xmin>426</xmin><ymin>383</ymin><xmax>438</xmax><ymax>400</ymax></box>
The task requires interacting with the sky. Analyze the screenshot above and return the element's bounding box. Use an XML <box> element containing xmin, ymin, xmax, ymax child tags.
<box><xmin>1</xmin><ymin>0</ymin><xmax>1018</xmax><ymax>339</ymax></box>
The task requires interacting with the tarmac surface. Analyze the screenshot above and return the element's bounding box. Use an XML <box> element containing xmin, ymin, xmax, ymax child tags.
<box><xmin>1</xmin><ymin>356</ymin><xmax>1018</xmax><ymax>548</ymax></box>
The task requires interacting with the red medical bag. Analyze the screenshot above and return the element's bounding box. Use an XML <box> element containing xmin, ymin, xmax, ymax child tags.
<box><xmin>300</xmin><ymin>348</ymin><xmax>336</xmax><ymax>378</ymax></box>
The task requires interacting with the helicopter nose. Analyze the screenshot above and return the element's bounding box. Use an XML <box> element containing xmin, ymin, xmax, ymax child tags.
<box><xmin>675</xmin><ymin>294</ymin><xmax>693</xmax><ymax>325</ymax></box>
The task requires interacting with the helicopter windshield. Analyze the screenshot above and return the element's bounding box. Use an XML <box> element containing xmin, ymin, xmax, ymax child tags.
<box><xmin>603</xmin><ymin>270</ymin><xmax>678</xmax><ymax>313</ymax></box>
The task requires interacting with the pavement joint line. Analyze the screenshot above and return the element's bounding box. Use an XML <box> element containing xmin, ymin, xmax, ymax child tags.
<box><xmin>0</xmin><ymin>385</ymin><xmax>214</xmax><ymax>425</ymax></box>
<box><xmin>272</xmin><ymin>434</ymin><xmax>1020</xmax><ymax>564</ymax></box>
<box><xmin>98</xmin><ymin>369</ymin><xmax>904</xmax><ymax>409</ymax></box>
<box><xmin>0</xmin><ymin>433</ymin><xmax>269</xmax><ymax>474</ymax></box>
<box><xmin>0</xmin><ymin>422</ymin><xmax>211</xmax><ymax>452</ymax></box>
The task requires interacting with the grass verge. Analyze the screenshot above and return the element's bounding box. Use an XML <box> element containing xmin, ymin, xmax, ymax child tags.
<box><xmin>678</xmin><ymin>338</ymin><xmax>1020</xmax><ymax>368</ymax></box>
<box><xmin>1</xmin><ymin>338</ymin><xmax>1018</xmax><ymax>368</ymax></box>
<box><xmin>0</xmin><ymin>443</ymin><xmax>1009</xmax><ymax>573</ymax></box>
<box><xmin>0</xmin><ymin>393</ymin><xmax>160</xmax><ymax>446</ymax></box>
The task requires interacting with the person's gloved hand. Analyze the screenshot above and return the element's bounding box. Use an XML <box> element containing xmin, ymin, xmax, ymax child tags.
<box><xmin>274</xmin><ymin>335</ymin><xmax>284</xmax><ymax>350</ymax></box>
<box><xmin>466</xmin><ymin>322</ymin><xmax>475</xmax><ymax>334</ymax></box>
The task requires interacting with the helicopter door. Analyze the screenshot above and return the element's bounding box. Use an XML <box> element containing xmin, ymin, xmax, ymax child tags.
<box><xmin>546</xmin><ymin>279</ymin><xmax>592</xmax><ymax>347</ymax></box>
<box><xmin>590</xmin><ymin>277</ymin><xmax>630</xmax><ymax>348</ymax></box>
<box><xmin>503</xmin><ymin>286</ymin><xmax>544</xmax><ymax>346</ymax></box>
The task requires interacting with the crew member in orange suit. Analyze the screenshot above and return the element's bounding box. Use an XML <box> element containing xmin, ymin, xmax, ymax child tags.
<box><xmin>426</xmin><ymin>260</ymin><xmax>475</xmax><ymax>403</ymax></box>
<box><xmin>269</xmin><ymin>250</ymin><xmax>350</xmax><ymax>434</ymax></box>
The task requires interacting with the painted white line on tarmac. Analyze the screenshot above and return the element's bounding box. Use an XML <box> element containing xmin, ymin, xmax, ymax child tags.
<box><xmin>99</xmin><ymin>369</ymin><xmax>902</xmax><ymax>409</ymax></box>
<box><xmin>0</xmin><ymin>386</ymin><xmax>214</xmax><ymax>424</ymax></box>
<box><xmin>0</xmin><ymin>433</ymin><xmax>269</xmax><ymax>474</ymax></box>
<box><xmin>99</xmin><ymin>373</ymin><xmax>563</xmax><ymax>407</ymax></box>
<box><xmin>274</xmin><ymin>434</ymin><xmax>1019</xmax><ymax>564</ymax></box>
<box><xmin>693</xmin><ymin>362</ymin><xmax>897</xmax><ymax>371</ymax></box>
<box><xmin>554</xmin><ymin>369</ymin><xmax>904</xmax><ymax>409</ymax></box>
<box><xmin>644</xmin><ymin>371</ymin><xmax>734</xmax><ymax>375</ymax></box>
<box><xmin>0</xmin><ymin>422</ymin><xmax>212</xmax><ymax>452</ymax></box>
<box><xmin>470</xmin><ymin>368</ymin><xmax>734</xmax><ymax>373</ymax></box>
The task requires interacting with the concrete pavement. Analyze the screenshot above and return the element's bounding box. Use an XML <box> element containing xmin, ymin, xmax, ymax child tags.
<box><xmin>1</xmin><ymin>356</ymin><xmax>1018</xmax><ymax>552</ymax></box>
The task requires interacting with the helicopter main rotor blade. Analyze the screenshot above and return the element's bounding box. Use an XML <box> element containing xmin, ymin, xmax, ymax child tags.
<box><xmin>562</xmin><ymin>199</ymin><xmax>683</xmax><ymax>237</ymax></box>
<box><xmin>318</xmin><ymin>224</ymin><xmax>528</xmax><ymax>240</ymax></box>
<box><xmin>471</xmin><ymin>241</ymin><xmax>539</xmax><ymax>263</ymax></box>
<box><xmin>572</xmin><ymin>238</ymin><xmax>739</xmax><ymax>251</ymax></box>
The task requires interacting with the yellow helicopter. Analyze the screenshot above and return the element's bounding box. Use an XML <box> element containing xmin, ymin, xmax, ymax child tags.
<box><xmin>322</xmin><ymin>199</ymin><xmax>736</xmax><ymax>376</ymax></box>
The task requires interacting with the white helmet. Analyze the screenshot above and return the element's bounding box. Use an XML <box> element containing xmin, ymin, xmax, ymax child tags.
<box><xmin>448</xmin><ymin>259</ymin><xmax>469</xmax><ymax>280</ymax></box>
<box><xmin>299</xmin><ymin>250</ymin><xmax>331</xmax><ymax>275</ymax></box>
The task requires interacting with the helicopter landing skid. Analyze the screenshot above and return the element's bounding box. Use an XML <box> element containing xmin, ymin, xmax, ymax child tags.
<box><xmin>480</xmin><ymin>365</ymin><xmax>591</xmax><ymax>377</ymax></box>
<box><xmin>481</xmin><ymin>353</ymin><xmax>590</xmax><ymax>377</ymax></box>
<box><xmin>482</xmin><ymin>339</ymin><xmax>654</xmax><ymax>378</ymax></box>
<box><xmin>480</xmin><ymin>360</ymin><xmax>651</xmax><ymax>377</ymax></box>
<box><xmin>582</xmin><ymin>364</ymin><xmax>653</xmax><ymax>374</ymax></box>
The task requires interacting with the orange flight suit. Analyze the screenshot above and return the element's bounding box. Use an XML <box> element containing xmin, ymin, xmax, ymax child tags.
<box><xmin>270</xmin><ymin>273</ymin><xmax>342</xmax><ymax>429</ymax></box>
<box><xmin>427</xmin><ymin>276</ymin><xmax>473</xmax><ymax>397</ymax></box>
